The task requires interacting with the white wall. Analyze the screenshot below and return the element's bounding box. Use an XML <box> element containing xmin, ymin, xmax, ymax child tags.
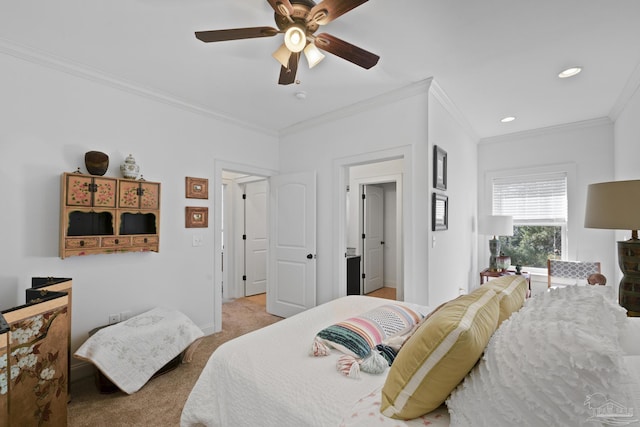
<box><xmin>382</xmin><ymin>182</ymin><xmax>398</xmax><ymax>288</ymax></box>
<box><xmin>0</xmin><ymin>53</ymin><xmax>279</xmax><ymax>376</ymax></box>
<box><xmin>427</xmin><ymin>87</ymin><xmax>479</xmax><ymax>305</ymax></box>
<box><xmin>477</xmin><ymin>119</ymin><xmax>616</xmax><ymax>284</ymax></box>
<box><xmin>614</xmin><ymin>87</ymin><xmax>640</xmax><ymax>181</ymax></box>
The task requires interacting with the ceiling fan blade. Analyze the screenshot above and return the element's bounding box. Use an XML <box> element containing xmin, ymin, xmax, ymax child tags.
<box><xmin>266</xmin><ymin>0</ymin><xmax>294</xmax><ymax>17</ymax></box>
<box><xmin>314</xmin><ymin>33</ymin><xmax>379</xmax><ymax>69</ymax></box>
<box><xmin>307</xmin><ymin>0</ymin><xmax>368</xmax><ymax>26</ymax></box>
<box><xmin>195</xmin><ymin>27</ymin><xmax>279</xmax><ymax>43</ymax></box>
<box><xmin>278</xmin><ymin>52</ymin><xmax>300</xmax><ymax>85</ymax></box>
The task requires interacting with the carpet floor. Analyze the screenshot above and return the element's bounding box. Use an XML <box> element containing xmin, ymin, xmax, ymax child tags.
<box><xmin>67</xmin><ymin>296</ymin><xmax>282</xmax><ymax>427</ymax></box>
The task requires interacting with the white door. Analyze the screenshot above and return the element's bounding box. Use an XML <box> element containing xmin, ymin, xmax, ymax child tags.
<box><xmin>363</xmin><ymin>185</ymin><xmax>384</xmax><ymax>294</ymax></box>
<box><xmin>244</xmin><ymin>180</ymin><xmax>267</xmax><ymax>296</ymax></box>
<box><xmin>268</xmin><ymin>171</ymin><xmax>317</xmax><ymax>318</ymax></box>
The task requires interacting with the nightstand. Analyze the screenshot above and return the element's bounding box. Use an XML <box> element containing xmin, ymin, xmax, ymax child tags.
<box><xmin>480</xmin><ymin>268</ymin><xmax>531</xmax><ymax>296</ymax></box>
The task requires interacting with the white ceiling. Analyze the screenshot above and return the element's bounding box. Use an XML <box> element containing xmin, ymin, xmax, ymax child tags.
<box><xmin>3</xmin><ymin>0</ymin><xmax>640</xmax><ymax>139</ymax></box>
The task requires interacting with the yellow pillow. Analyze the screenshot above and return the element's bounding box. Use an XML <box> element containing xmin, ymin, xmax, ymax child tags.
<box><xmin>481</xmin><ymin>275</ymin><xmax>527</xmax><ymax>326</ymax></box>
<box><xmin>380</xmin><ymin>287</ymin><xmax>499</xmax><ymax>419</ymax></box>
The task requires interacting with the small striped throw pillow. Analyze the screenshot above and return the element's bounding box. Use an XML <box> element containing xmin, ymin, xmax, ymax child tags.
<box><xmin>314</xmin><ymin>304</ymin><xmax>423</xmax><ymax>359</ymax></box>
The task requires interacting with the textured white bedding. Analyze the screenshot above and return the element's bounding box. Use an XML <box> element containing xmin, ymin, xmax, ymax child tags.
<box><xmin>447</xmin><ymin>286</ymin><xmax>640</xmax><ymax>426</ymax></box>
<box><xmin>180</xmin><ymin>295</ymin><xmax>449</xmax><ymax>427</ymax></box>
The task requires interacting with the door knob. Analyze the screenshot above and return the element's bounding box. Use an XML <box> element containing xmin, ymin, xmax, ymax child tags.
<box><xmin>307</xmin><ymin>253</ymin><xmax>314</xmax><ymax>259</ymax></box>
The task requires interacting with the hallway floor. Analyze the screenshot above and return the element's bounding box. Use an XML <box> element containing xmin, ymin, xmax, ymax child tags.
<box><xmin>366</xmin><ymin>287</ymin><xmax>396</xmax><ymax>300</ymax></box>
<box><xmin>240</xmin><ymin>286</ymin><xmax>397</xmax><ymax>308</ymax></box>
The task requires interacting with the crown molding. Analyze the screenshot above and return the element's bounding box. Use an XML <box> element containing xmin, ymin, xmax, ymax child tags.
<box><xmin>479</xmin><ymin>116</ymin><xmax>613</xmax><ymax>145</ymax></box>
<box><xmin>609</xmin><ymin>59</ymin><xmax>640</xmax><ymax>121</ymax></box>
<box><xmin>279</xmin><ymin>78</ymin><xmax>434</xmax><ymax>137</ymax></box>
<box><xmin>0</xmin><ymin>37</ymin><xmax>277</xmax><ymax>137</ymax></box>
<box><xmin>428</xmin><ymin>80</ymin><xmax>479</xmax><ymax>142</ymax></box>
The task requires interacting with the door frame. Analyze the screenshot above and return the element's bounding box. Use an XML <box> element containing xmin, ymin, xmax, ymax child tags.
<box><xmin>333</xmin><ymin>145</ymin><xmax>412</xmax><ymax>302</ymax></box>
<box><xmin>214</xmin><ymin>160</ymin><xmax>277</xmax><ymax>333</ymax></box>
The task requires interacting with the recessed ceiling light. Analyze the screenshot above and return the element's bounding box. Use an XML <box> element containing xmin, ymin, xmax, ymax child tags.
<box><xmin>295</xmin><ymin>91</ymin><xmax>307</xmax><ymax>100</ymax></box>
<box><xmin>500</xmin><ymin>116</ymin><xmax>516</xmax><ymax>123</ymax></box>
<box><xmin>558</xmin><ymin>67</ymin><xmax>582</xmax><ymax>79</ymax></box>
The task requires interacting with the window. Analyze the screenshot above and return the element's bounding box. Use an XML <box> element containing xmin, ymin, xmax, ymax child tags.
<box><xmin>492</xmin><ymin>172</ymin><xmax>568</xmax><ymax>269</ymax></box>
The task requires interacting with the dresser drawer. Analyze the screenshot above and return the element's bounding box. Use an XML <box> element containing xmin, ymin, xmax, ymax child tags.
<box><xmin>101</xmin><ymin>237</ymin><xmax>132</xmax><ymax>248</ymax></box>
<box><xmin>65</xmin><ymin>237</ymin><xmax>100</xmax><ymax>249</ymax></box>
<box><xmin>132</xmin><ymin>235</ymin><xmax>159</xmax><ymax>246</ymax></box>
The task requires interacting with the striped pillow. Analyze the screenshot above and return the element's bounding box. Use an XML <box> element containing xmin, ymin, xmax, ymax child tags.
<box><xmin>380</xmin><ymin>287</ymin><xmax>499</xmax><ymax>419</ymax></box>
<box><xmin>315</xmin><ymin>304</ymin><xmax>423</xmax><ymax>359</ymax></box>
<box><xmin>482</xmin><ymin>275</ymin><xmax>527</xmax><ymax>326</ymax></box>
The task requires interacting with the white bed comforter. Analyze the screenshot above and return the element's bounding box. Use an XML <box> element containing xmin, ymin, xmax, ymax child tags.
<box><xmin>180</xmin><ymin>295</ymin><xmax>450</xmax><ymax>427</ymax></box>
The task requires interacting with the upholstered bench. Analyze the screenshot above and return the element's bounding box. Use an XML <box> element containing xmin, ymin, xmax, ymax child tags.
<box><xmin>75</xmin><ymin>307</ymin><xmax>204</xmax><ymax>394</ymax></box>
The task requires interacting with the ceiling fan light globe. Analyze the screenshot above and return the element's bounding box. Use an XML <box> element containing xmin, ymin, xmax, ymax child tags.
<box><xmin>272</xmin><ymin>43</ymin><xmax>292</xmax><ymax>68</ymax></box>
<box><xmin>304</xmin><ymin>43</ymin><xmax>325</xmax><ymax>69</ymax></box>
<box><xmin>284</xmin><ymin>26</ymin><xmax>306</xmax><ymax>53</ymax></box>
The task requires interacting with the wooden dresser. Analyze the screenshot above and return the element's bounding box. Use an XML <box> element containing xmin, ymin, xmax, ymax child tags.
<box><xmin>0</xmin><ymin>278</ymin><xmax>72</xmax><ymax>426</ymax></box>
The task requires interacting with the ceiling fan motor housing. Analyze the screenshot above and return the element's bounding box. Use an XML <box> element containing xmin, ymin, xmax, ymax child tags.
<box><xmin>275</xmin><ymin>0</ymin><xmax>321</xmax><ymax>34</ymax></box>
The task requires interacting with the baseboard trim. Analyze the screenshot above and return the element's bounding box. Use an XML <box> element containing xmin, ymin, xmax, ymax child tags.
<box><xmin>70</xmin><ymin>360</ymin><xmax>95</xmax><ymax>384</ymax></box>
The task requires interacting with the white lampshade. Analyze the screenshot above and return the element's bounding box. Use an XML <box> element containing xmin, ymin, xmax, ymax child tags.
<box><xmin>284</xmin><ymin>25</ymin><xmax>306</xmax><ymax>53</ymax></box>
<box><xmin>303</xmin><ymin>43</ymin><xmax>325</xmax><ymax>68</ymax></box>
<box><xmin>272</xmin><ymin>43</ymin><xmax>292</xmax><ymax>68</ymax></box>
<box><xmin>478</xmin><ymin>215</ymin><xmax>513</xmax><ymax>237</ymax></box>
<box><xmin>584</xmin><ymin>180</ymin><xmax>640</xmax><ymax>234</ymax></box>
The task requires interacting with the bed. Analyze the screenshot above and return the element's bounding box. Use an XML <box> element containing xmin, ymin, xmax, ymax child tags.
<box><xmin>181</xmin><ymin>278</ymin><xmax>640</xmax><ymax>427</ymax></box>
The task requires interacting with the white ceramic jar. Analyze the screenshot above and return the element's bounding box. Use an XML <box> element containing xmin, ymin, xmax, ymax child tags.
<box><xmin>120</xmin><ymin>154</ymin><xmax>140</xmax><ymax>179</ymax></box>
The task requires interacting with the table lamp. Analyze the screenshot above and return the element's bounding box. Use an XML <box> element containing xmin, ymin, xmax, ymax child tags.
<box><xmin>479</xmin><ymin>215</ymin><xmax>513</xmax><ymax>272</ymax></box>
<box><xmin>584</xmin><ymin>179</ymin><xmax>640</xmax><ymax>316</ymax></box>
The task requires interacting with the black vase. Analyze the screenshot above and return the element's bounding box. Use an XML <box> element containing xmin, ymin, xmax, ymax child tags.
<box><xmin>85</xmin><ymin>151</ymin><xmax>109</xmax><ymax>176</ymax></box>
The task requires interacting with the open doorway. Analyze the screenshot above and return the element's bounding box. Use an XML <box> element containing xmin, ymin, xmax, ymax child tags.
<box><xmin>220</xmin><ymin>169</ymin><xmax>270</xmax><ymax>310</ymax></box>
<box><xmin>221</xmin><ymin>171</ymin><xmax>267</xmax><ymax>300</ymax></box>
<box><xmin>346</xmin><ymin>159</ymin><xmax>404</xmax><ymax>301</ymax></box>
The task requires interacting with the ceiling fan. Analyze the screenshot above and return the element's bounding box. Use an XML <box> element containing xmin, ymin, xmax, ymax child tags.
<box><xmin>195</xmin><ymin>0</ymin><xmax>380</xmax><ymax>85</ymax></box>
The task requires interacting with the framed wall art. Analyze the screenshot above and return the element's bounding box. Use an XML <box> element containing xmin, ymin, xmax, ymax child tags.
<box><xmin>433</xmin><ymin>145</ymin><xmax>447</xmax><ymax>191</ymax></box>
<box><xmin>432</xmin><ymin>192</ymin><xmax>448</xmax><ymax>231</ymax></box>
<box><xmin>186</xmin><ymin>206</ymin><xmax>208</xmax><ymax>228</ymax></box>
<box><xmin>186</xmin><ymin>177</ymin><xmax>209</xmax><ymax>199</ymax></box>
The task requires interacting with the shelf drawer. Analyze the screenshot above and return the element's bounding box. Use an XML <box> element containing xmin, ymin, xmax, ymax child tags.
<box><xmin>65</xmin><ymin>237</ymin><xmax>100</xmax><ymax>249</ymax></box>
<box><xmin>101</xmin><ymin>237</ymin><xmax>132</xmax><ymax>248</ymax></box>
<box><xmin>131</xmin><ymin>235</ymin><xmax>159</xmax><ymax>246</ymax></box>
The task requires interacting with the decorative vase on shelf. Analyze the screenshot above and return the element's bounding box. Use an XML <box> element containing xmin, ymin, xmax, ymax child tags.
<box><xmin>120</xmin><ymin>154</ymin><xmax>140</xmax><ymax>179</ymax></box>
<box><xmin>84</xmin><ymin>151</ymin><xmax>109</xmax><ymax>176</ymax></box>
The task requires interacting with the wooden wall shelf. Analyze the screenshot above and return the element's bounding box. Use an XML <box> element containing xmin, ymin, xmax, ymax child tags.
<box><xmin>59</xmin><ymin>172</ymin><xmax>161</xmax><ymax>259</ymax></box>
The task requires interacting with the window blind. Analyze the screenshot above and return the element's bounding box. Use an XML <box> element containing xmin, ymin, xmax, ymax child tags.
<box><xmin>492</xmin><ymin>172</ymin><xmax>567</xmax><ymax>223</ymax></box>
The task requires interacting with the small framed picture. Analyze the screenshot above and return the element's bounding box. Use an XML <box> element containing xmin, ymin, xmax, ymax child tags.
<box><xmin>432</xmin><ymin>193</ymin><xmax>448</xmax><ymax>231</ymax></box>
<box><xmin>186</xmin><ymin>206</ymin><xmax>208</xmax><ymax>228</ymax></box>
<box><xmin>433</xmin><ymin>145</ymin><xmax>447</xmax><ymax>191</ymax></box>
<box><xmin>186</xmin><ymin>177</ymin><xmax>209</xmax><ymax>199</ymax></box>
